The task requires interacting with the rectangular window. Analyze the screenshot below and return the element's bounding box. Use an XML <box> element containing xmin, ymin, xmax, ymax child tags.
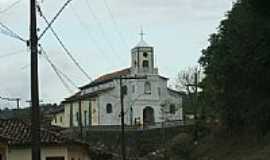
<box><xmin>170</xmin><ymin>104</ymin><xmax>176</xmax><ymax>114</ymax></box>
<box><xmin>122</xmin><ymin>85</ymin><xmax>128</xmax><ymax>95</ymax></box>
<box><xmin>76</xmin><ymin>112</ymin><xmax>79</xmax><ymax>121</ymax></box>
<box><xmin>84</xmin><ymin>110</ymin><xmax>87</xmax><ymax>127</ymax></box>
<box><xmin>158</xmin><ymin>87</ymin><xmax>161</xmax><ymax>97</ymax></box>
<box><xmin>143</xmin><ymin>60</ymin><xmax>149</xmax><ymax>68</ymax></box>
<box><xmin>106</xmin><ymin>103</ymin><xmax>113</xmax><ymax>113</ymax></box>
<box><xmin>89</xmin><ymin>101</ymin><xmax>92</xmax><ymax>126</ymax></box>
<box><xmin>132</xmin><ymin>85</ymin><xmax>135</xmax><ymax>93</ymax></box>
<box><xmin>144</xmin><ymin>82</ymin><xmax>151</xmax><ymax>94</ymax></box>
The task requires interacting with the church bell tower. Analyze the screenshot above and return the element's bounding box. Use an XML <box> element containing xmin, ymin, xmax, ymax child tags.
<box><xmin>131</xmin><ymin>29</ymin><xmax>157</xmax><ymax>75</ymax></box>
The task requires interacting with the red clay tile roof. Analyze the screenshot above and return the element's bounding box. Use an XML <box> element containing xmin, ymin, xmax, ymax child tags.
<box><xmin>168</xmin><ymin>88</ymin><xmax>186</xmax><ymax>96</ymax></box>
<box><xmin>63</xmin><ymin>68</ymin><xmax>131</xmax><ymax>103</ymax></box>
<box><xmin>47</xmin><ymin>105</ymin><xmax>64</xmax><ymax>114</ymax></box>
<box><xmin>80</xmin><ymin>68</ymin><xmax>131</xmax><ymax>89</ymax></box>
<box><xmin>0</xmin><ymin>119</ymin><xmax>85</xmax><ymax>146</ymax></box>
<box><xmin>64</xmin><ymin>87</ymin><xmax>114</xmax><ymax>103</ymax></box>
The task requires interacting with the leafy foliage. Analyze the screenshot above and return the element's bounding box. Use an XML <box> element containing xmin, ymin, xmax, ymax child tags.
<box><xmin>199</xmin><ymin>0</ymin><xmax>270</xmax><ymax>135</ymax></box>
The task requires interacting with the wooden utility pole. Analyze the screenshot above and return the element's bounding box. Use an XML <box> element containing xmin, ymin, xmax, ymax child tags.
<box><xmin>194</xmin><ymin>71</ymin><xmax>198</xmax><ymax>105</ymax></box>
<box><xmin>185</xmin><ymin>69</ymin><xmax>199</xmax><ymax>115</ymax></box>
<box><xmin>119</xmin><ymin>77</ymin><xmax>126</xmax><ymax>160</ymax></box>
<box><xmin>30</xmin><ymin>0</ymin><xmax>41</xmax><ymax>159</ymax></box>
<box><xmin>116</xmin><ymin>76</ymin><xmax>147</xmax><ymax>160</ymax></box>
<box><xmin>186</xmin><ymin>69</ymin><xmax>199</xmax><ymax>142</ymax></box>
<box><xmin>16</xmin><ymin>98</ymin><xmax>20</xmax><ymax>109</ymax></box>
<box><xmin>79</xmin><ymin>100</ymin><xmax>83</xmax><ymax>137</ymax></box>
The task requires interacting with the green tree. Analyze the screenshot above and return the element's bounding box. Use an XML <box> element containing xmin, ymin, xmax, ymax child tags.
<box><xmin>199</xmin><ymin>0</ymin><xmax>270</xmax><ymax>136</ymax></box>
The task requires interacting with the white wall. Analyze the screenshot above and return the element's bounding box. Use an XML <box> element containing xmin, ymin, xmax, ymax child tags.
<box><xmin>95</xmin><ymin>75</ymin><xmax>182</xmax><ymax>126</ymax></box>
<box><xmin>67</xmin><ymin>145</ymin><xmax>91</xmax><ymax>160</ymax></box>
<box><xmin>56</xmin><ymin>68</ymin><xmax>183</xmax><ymax>127</ymax></box>
<box><xmin>8</xmin><ymin>146</ymin><xmax>91</xmax><ymax>160</ymax></box>
<box><xmin>8</xmin><ymin>146</ymin><xmax>68</xmax><ymax>160</ymax></box>
<box><xmin>99</xmin><ymin>89</ymin><xmax>121</xmax><ymax>125</ymax></box>
<box><xmin>64</xmin><ymin>103</ymin><xmax>71</xmax><ymax>128</ymax></box>
<box><xmin>51</xmin><ymin>112</ymin><xmax>65</xmax><ymax>127</ymax></box>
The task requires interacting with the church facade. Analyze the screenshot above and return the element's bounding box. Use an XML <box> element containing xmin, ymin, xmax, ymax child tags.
<box><xmin>53</xmin><ymin>38</ymin><xmax>184</xmax><ymax>128</ymax></box>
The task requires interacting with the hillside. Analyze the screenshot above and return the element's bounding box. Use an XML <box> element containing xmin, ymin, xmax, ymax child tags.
<box><xmin>190</xmin><ymin>132</ymin><xmax>270</xmax><ymax>160</ymax></box>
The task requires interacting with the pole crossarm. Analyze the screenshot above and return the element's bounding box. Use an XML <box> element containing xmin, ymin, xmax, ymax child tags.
<box><xmin>0</xmin><ymin>96</ymin><xmax>20</xmax><ymax>101</ymax></box>
<box><xmin>0</xmin><ymin>0</ymin><xmax>22</xmax><ymax>14</ymax></box>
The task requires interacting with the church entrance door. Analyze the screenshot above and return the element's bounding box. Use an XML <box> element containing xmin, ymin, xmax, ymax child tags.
<box><xmin>143</xmin><ymin>107</ymin><xmax>155</xmax><ymax>125</ymax></box>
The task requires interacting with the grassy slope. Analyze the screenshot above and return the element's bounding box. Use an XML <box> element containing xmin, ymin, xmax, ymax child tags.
<box><xmin>191</xmin><ymin>131</ymin><xmax>270</xmax><ymax>160</ymax></box>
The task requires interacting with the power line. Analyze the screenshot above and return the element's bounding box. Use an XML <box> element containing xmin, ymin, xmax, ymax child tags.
<box><xmin>0</xmin><ymin>0</ymin><xmax>22</xmax><ymax>14</ymax></box>
<box><xmin>40</xmin><ymin>46</ymin><xmax>78</xmax><ymax>89</ymax></box>
<box><xmin>37</xmin><ymin>5</ymin><xmax>93</xmax><ymax>82</ymax></box>
<box><xmin>0</xmin><ymin>49</ymin><xmax>26</xmax><ymax>59</ymax></box>
<box><xmin>69</xmin><ymin>4</ymin><xmax>119</xmax><ymax>69</ymax></box>
<box><xmin>0</xmin><ymin>22</ymin><xmax>27</xmax><ymax>43</ymax></box>
<box><xmin>57</xmin><ymin>69</ymin><xmax>78</xmax><ymax>90</ymax></box>
<box><xmin>38</xmin><ymin>0</ymin><xmax>73</xmax><ymax>40</ymax></box>
<box><xmin>40</xmin><ymin>46</ymin><xmax>75</xmax><ymax>93</ymax></box>
<box><xmin>40</xmin><ymin>45</ymin><xmax>77</xmax><ymax>92</ymax></box>
<box><xmin>102</xmin><ymin>0</ymin><xmax>129</xmax><ymax>49</ymax></box>
<box><xmin>83</xmin><ymin>0</ymin><xmax>125</xmax><ymax>64</ymax></box>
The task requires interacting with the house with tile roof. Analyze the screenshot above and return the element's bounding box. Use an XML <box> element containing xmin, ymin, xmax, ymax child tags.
<box><xmin>0</xmin><ymin>119</ymin><xmax>90</xmax><ymax>160</ymax></box>
<box><xmin>53</xmin><ymin>36</ymin><xmax>184</xmax><ymax>128</ymax></box>
<box><xmin>50</xmin><ymin>105</ymin><xmax>65</xmax><ymax>127</ymax></box>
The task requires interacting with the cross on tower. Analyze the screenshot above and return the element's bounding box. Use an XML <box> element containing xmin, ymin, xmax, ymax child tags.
<box><xmin>139</xmin><ymin>27</ymin><xmax>146</xmax><ymax>41</ymax></box>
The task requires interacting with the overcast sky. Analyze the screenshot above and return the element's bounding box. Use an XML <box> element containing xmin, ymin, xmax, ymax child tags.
<box><xmin>0</xmin><ymin>0</ymin><xmax>234</xmax><ymax>108</ymax></box>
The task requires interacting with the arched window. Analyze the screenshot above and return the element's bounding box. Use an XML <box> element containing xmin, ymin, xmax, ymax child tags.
<box><xmin>144</xmin><ymin>82</ymin><xmax>151</xmax><ymax>94</ymax></box>
<box><xmin>143</xmin><ymin>52</ymin><xmax>148</xmax><ymax>58</ymax></box>
<box><xmin>170</xmin><ymin>104</ymin><xmax>176</xmax><ymax>114</ymax></box>
<box><xmin>143</xmin><ymin>106</ymin><xmax>155</xmax><ymax>124</ymax></box>
<box><xmin>106</xmin><ymin>103</ymin><xmax>112</xmax><ymax>114</ymax></box>
<box><xmin>142</xmin><ymin>60</ymin><xmax>149</xmax><ymax>68</ymax></box>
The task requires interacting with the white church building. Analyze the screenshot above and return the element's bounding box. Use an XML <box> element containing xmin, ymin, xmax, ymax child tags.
<box><xmin>51</xmin><ymin>36</ymin><xmax>184</xmax><ymax>128</ymax></box>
